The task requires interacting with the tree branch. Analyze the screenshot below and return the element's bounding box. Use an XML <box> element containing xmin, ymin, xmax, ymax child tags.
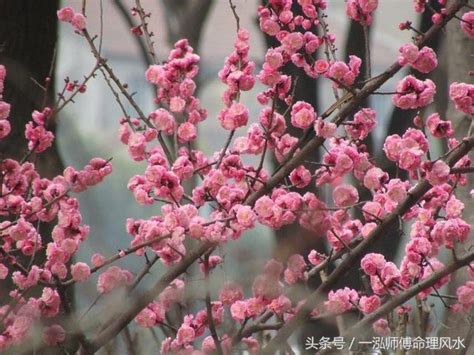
<box><xmin>261</xmin><ymin>132</ymin><xmax>474</xmax><ymax>354</ymax></box>
<box><xmin>316</xmin><ymin>250</ymin><xmax>474</xmax><ymax>354</ymax></box>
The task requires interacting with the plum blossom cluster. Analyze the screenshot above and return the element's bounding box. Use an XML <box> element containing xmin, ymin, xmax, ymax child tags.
<box><xmin>0</xmin><ymin>156</ymin><xmax>112</xmax><ymax>348</ymax></box>
<box><xmin>398</xmin><ymin>43</ymin><xmax>438</xmax><ymax>73</ymax></box>
<box><xmin>144</xmin><ymin>39</ymin><xmax>207</xmax><ymax>144</ymax></box>
<box><xmin>412</xmin><ymin>0</ymin><xmax>447</xmax><ymax>15</ymax></box>
<box><xmin>57</xmin><ymin>6</ymin><xmax>86</xmax><ymax>31</ymax></box>
<box><xmin>345</xmin><ymin>0</ymin><xmax>379</xmax><ymax>25</ymax></box>
<box><xmin>24</xmin><ymin>108</ymin><xmax>55</xmax><ymax>154</ymax></box>
<box><xmin>392</xmin><ymin>75</ymin><xmax>436</xmax><ymax>109</ymax></box>
<box><xmin>1</xmin><ymin>1</ymin><xmax>473</xmax><ymax>353</ymax></box>
<box><xmin>449</xmin><ymin>82</ymin><xmax>474</xmax><ymax>115</ymax></box>
<box><xmin>0</xmin><ymin>61</ymin><xmax>117</xmax><ymax>348</ymax></box>
<box><xmin>461</xmin><ymin>11</ymin><xmax>474</xmax><ymax>38</ymax></box>
<box><xmin>218</xmin><ymin>28</ymin><xmax>255</xmax><ymax>130</ymax></box>
<box><xmin>0</xmin><ymin>66</ymin><xmax>10</xmax><ymax>139</ymax></box>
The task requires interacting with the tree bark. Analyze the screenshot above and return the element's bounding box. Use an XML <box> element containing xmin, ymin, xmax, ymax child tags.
<box><xmin>0</xmin><ymin>0</ymin><xmax>62</xmax><ymax>302</ymax></box>
<box><xmin>162</xmin><ymin>0</ymin><xmax>214</xmax><ymax>53</ymax></box>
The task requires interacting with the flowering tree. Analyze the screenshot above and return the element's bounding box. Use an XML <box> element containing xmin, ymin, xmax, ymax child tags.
<box><xmin>0</xmin><ymin>0</ymin><xmax>474</xmax><ymax>354</ymax></box>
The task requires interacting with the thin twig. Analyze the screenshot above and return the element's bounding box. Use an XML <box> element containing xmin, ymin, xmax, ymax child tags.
<box><xmin>228</xmin><ymin>0</ymin><xmax>240</xmax><ymax>31</ymax></box>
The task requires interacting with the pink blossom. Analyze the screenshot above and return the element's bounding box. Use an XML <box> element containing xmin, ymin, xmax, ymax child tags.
<box><xmin>219</xmin><ymin>102</ymin><xmax>249</xmax><ymax>130</ymax></box>
<box><xmin>426</xmin><ymin>160</ymin><xmax>450</xmax><ymax>185</ymax></box>
<box><xmin>346</xmin><ymin>0</ymin><xmax>378</xmax><ymax>25</ymax></box>
<box><xmin>145</xmin><ymin>65</ymin><xmax>163</xmax><ymax>84</ymax></box>
<box><xmin>291</xmin><ymin>101</ymin><xmax>316</xmax><ymax>129</ymax></box>
<box><xmin>127</xmin><ymin>133</ymin><xmax>146</xmax><ymax>161</ymax></box>
<box><xmin>177</xmin><ymin>122</ymin><xmax>197</xmax><ymax>143</ymax></box>
<box><xmin>314</xmin><ymin>59</ymin><xmax>330</xmax><ymax>74</ymax></box>
<box><xmin>57</xmin><ymin>7</ymin><xmax>75</xmax><ymax>22</ymax></box>
<box><xmin>176</xmin><ymin>324</ymin><xmax>195</xmax><ymax>345</ymax></box>
<box><xmin>449</xmin><ymin>82</ymin><xmax>474</xmax><ymax>115</ymax></box>
<box><xmin>97</xmin><ymin>266</ymin><xmax>133</xmax><ymax>294</ymax></box>
<box><xmin>265</xmin><ymin>49</ymin><xmax>283</xmax><ymax>70</ymax></box>
<box><xmin>392</xmin><ymin>75</ymin><xmax>436</xmax><ymax>109</ymax></box>
<box><xmin>235</xmin><ymin>205</ymin><xmax>256</xmax><ymax>228</ymax></box>
<box><xmin>289</xmin><ymin>165</ymin><xmax>311</xmax><ymax>188</ymax></box>
<box><xmin>71</xmin><ymin>262</ymin><xmax>91</xmax><ymax>282</ymax></box>
<box><xmin>284</xmin><ymin>254</ymin><xmax>306</xmax><ymax>284</ymax></box>
<box><xmin>169</xmin><ymin>97</ymin><xmax>186</xmax><ymax>113</ymax></box>
<box><xmin>325</xmin><ymin>287</ymin><xmax>359</xmax><ymax>314</ymax></box>
<box><xmin>308</xmin><ymin>250</ymin><xmax>326</xmax><ymax>266</ymax></box>
<box><xmin>0</xmin><ymin>119</ymin><xmax>11</xmax><ymax>139</ymax></box>
<box><xmin>219</xmin><ymin>282</ymin><xmax>243</xmax><ymax>305</ymax></box>
<box><xmin>6</xmin><ymin>316</ymin><xmax>32</xmax><ymax>344</ymax></box>
<box><xmin>359</xmin><ymin>295</ymin><xmax>381</xmax><ymax>313</ymax></box>
<box><xmin>457</xmin><ymin>281</ymin><xmax>474</xmax><ymax>308</ymax></box>
<box><xmin>363</xmin><ymin>167</ymin><xmax>388</xmax><ymax>190</ymax></box>
<box><xmin>230</xmin><ymin>300</ymin><xmax>248</xmax><ymax>322</ymax></box>
<box><xmin>361</xmin><ymin>253</ymin><xmax>386</xmax><ymax>276</ymax></box>
<box><xmin>362</xmin><ymin>201</ymin><xmax>384</xmax><ymax>221</ymax></box>
<box><xmin>373</xmin><ymin>318</ymin><xmax>390</xmax><ymax>336</ymax></box>
<box><xmin>398</xmin><ymin>43</ymin><xmax>419</xmax><ymax>65</ymax></box>
<box><xmin>25</xmin><ymin>122</ymin><xmax>54</xmax><ymax>153</ymax></box>
<box><xmin>346</xmin><ymin>108</ymin><xmax>377</xmax><ymax>140</ymax></box>
<box><xmin>150</xmin><ymin>109</ymin><xmax>175</xmax><ymax>135</ymax></box>
<box><xmin>135</xmin><ymin>307</ymin><xmax>157</xmax><ymax>327</ymax></box>
<box><xmin>411</xmin><ymin>47</ymin><xmax>437</xmax><ymax>73</ymax></box>
<box><xmin>299</xmin><ymin>192</ymin><xmax>332</xmax><ymax>234</ymax></box>
<box><xmin>91</xmin><ymin>253</ymin><xmax>105</xmax><ymax>267</ymax></box>
<box><xmin>333</xmin><ymin>184</ymin><xmax>359</xmax><ymax>208</ymax></box>
<box><xmin>281</xmin><ymin>32</ymin><xmax>304</xmax><ymax>54</ymax></box>
<box><xmin>314</xmin><ymin>119</ymin><xmax>337</xmax><ymax>138</ymax></box>
<box><xmin>40</xmin><ymin>288</ymin><xmax>61</xmax><ymax>317</ymax></box>
<box><xmin>361</xmin><ymin>222</ymin><xmax>377</xmax><ymax>238</ymax></box>
<box><xmin>461</xmin><ymin>11</ymin><xmax>474</xmax><ymax>38</ymax></box>
<box><xmin>268</xmin><ymin>295</ymin><xmax>292</xmax><ymax>315</ymax></box>
<box><xmin>399</xmin><ymin>44</ymin><xmax>437</xmax><ymax>73</ymax></box>
<box><xmin>426</xmin><ymin>113</ymin><xmax>453</xmax><ymax>138</ymax></box>
<box><xmin>71</xmin><ymin>13</ymin><xmax>86</xmax><ymax>31</ymax></box>
<box><xmin>202</xmin><ymin>336</ymin><xmax>217</xmax><ymax>353</ymax></box>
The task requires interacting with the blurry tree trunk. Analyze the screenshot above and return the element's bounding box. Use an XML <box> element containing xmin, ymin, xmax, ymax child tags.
<box><xmin>258</xmin><ymin>2</ymin><xmax>336</xmax><ymax>349</ymax></box>
<box><xmin>376</xmin><ymin>1</ymin><xmax>443</xmax><ymax>264</ymax></box>
<box><xmin>0</xmin><ymin>1</ymin><xmax>62</xmax><ymax>300</ymax></box>
<box><xmin>333</xmin><ymin>20</ymin><xmax>374</xmax><ymax>333</ymax></box>
<box><xmin>0</xmin><ymin>0</ymin><xmax>61</xmax><ymax>177</ymax></box>
<box><xmin>344</xmin><ymin>19</ymin><xmax>372</xmax><ymax>152</ymax></box>
<box><xmin>259</xmin><ymin>2</ymin><xmax>321</xmax><ymax>263</ymax></box>
<box><xmin>383</xmin><ymin>0</ymin><xmax>443</xmax><ymax>169</ymax></box>
<box><xmin>162</xmin><ymin>0</ymin><xmax>214</xmax><ymax>53</ymax></box>
<box><xmin>439</xmin><ymin>2</ymin><xmax>474</xmax><ymax>349</ymax></box>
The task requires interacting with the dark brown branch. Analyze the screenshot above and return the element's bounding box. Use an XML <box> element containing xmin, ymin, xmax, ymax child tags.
<box><xmin>81</xmin><ymin>29</ymin><xmax>174</xmax><ymax>163</ymax></box>
<box><xmin>204</xmin><ymin>254</ymin><xmax>223</xmax><ymax>355</ymax></box>
<box><xmin>134</xmin><ymin>0</ymin><xmax>158</xmax><ymax>64</ymax></box>
<box><xmin>451</xmin><ymin>166</ymin><xmax>474</xmax><ymax>174</ymax></box>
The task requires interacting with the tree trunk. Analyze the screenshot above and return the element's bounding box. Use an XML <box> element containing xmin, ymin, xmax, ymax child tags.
<box><xmin>0</xmin><ymin>0</ymin><xmax>62</xmax><ymax>301</ymax></box>
<box><xmin>376</xmin><ymin>1</ymin><xmax>444</xmax><ymax>266</ymax></box>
